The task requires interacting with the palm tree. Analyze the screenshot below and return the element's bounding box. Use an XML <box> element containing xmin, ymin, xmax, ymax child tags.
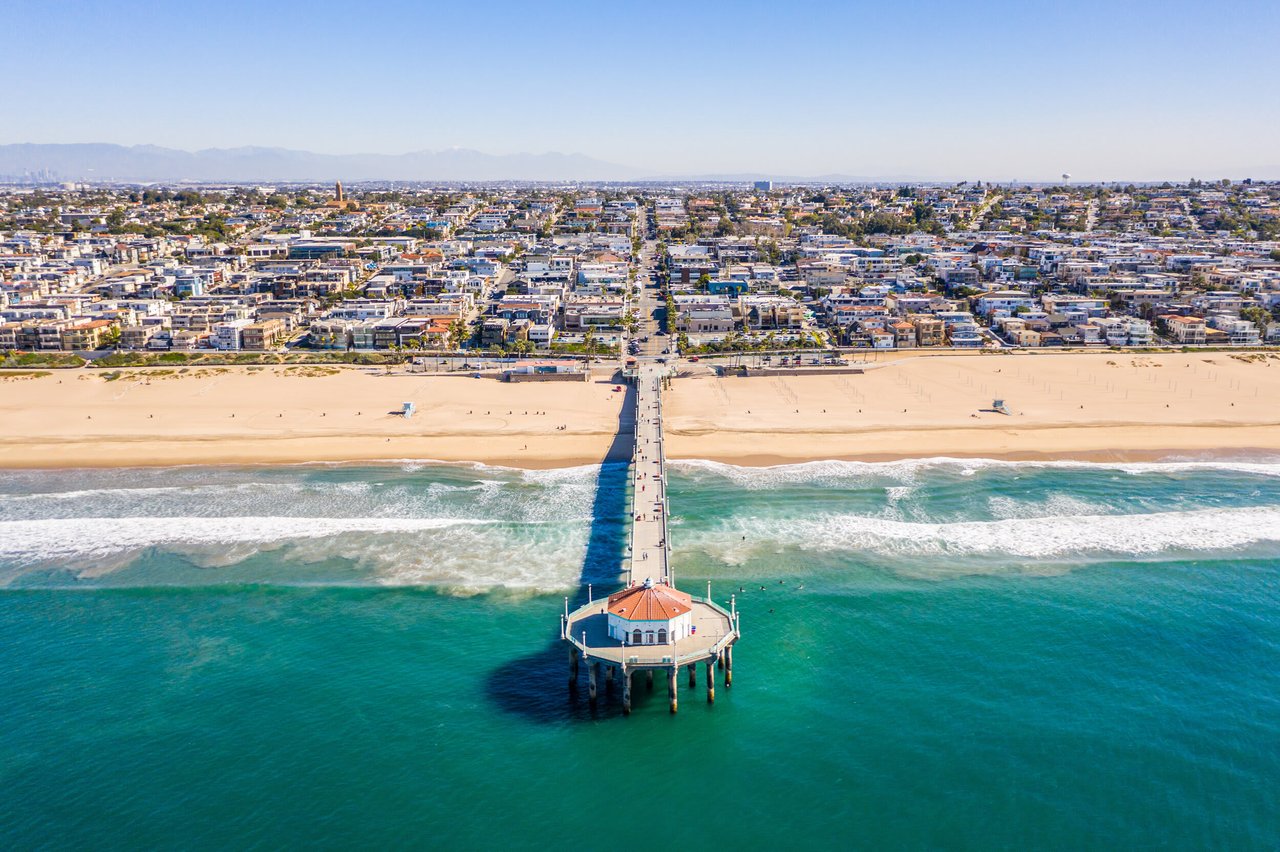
<box><xmin>448</xmin><ymin>319</ymin><xmax>469</xmax><ymax>351</ymax></box>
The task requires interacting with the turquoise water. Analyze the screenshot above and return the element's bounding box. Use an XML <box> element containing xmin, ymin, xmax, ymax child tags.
<box><xmin>3</xmin><ymin>459</ymin><xmax>1280</xmax><ymax>849</ymax></box>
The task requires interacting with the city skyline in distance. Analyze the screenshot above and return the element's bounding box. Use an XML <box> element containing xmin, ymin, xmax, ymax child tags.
<box><xmin>3</xmin><ymin>0</ymin><xmax>1279</xmax><ymax>181</ymax></box>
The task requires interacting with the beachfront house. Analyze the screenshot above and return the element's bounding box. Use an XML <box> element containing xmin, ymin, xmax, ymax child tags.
<box><xmin>1162</xmin><ymin>315</ymin><xmax>1207</xmax><ymax>344</ymax></box>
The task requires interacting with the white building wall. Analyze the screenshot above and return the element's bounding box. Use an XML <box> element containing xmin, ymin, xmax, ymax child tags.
<box><xmin>607</xmin><ymin>612</ymin><xmax>692</xmax><ymax>645</ymax></box>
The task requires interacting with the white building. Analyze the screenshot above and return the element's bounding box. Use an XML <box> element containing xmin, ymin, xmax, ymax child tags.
<box><xmin>212</xmin><ymin>318</ymin><xmax>253</xmax><ymax>350</ymax></box>
<box><xmin>606</xmin><ymin>578</ymin><xmax>693</xmax><ymax>646</ymax></box>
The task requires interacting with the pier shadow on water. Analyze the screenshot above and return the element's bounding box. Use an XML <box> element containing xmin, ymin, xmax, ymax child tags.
<box><xmin>485</xmin><ymin>379</ymin><xmax>636</xmax><ymax>723</ymax></box>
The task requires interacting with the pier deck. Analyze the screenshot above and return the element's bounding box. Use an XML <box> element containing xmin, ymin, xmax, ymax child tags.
<box><xmin>628</xmin><ymin>363</ymin><xmax>671</xmax><ymax>583</ymax></box>
<box><xmin>561</xmin><ymin>362</ymin><xmax>739</xmax><ymax>713</ymax></box>
<box><xmin>563</xmin><ymin>595</ymin><xmax>736</xmax><ymax>669</ymax></box>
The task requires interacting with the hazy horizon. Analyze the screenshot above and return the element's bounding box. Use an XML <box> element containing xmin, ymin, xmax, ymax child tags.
<box><xmin>4</xmin><ymin>141</ymin><xmax>1279</xmax><ymax>184</ymax></box>
<box><xmin>4</xmin><ymin>0</ymin><xmax>1279</xmax><ymax>181</ymax></box>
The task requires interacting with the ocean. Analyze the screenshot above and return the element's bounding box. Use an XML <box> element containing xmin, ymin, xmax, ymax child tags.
<box><xmin>2</xmin><ymin>458</ymin><xmax>1279</xmax><ymax>849</ymax></box>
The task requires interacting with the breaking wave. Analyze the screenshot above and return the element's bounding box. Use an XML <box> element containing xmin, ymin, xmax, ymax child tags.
<box><xmin>679</xmin><ymin>505</ymin><xmax>1280</xmax><ymax>569</ymax></box>
<box><xmin>3</xmin><ymin>457</ymin><xmax>1279</xmax><ymax>589</ymax></box>
<box><xmin>0</xmin><ymin>467</ymin><xmax>607</xmax><ymax>524</ymax></box>
<box><xmin>670</xmin><ymin>456</ymin><xmax>1280</xmax><ymax>488</ymax></box>
<box><xmin>0</xmin><ymin>516</ymin><xmax>491</xmax><ymax>560</ymax></box>
<box><xmin>0</xmin><ymin>515</ymin><xmax>596</xmax><ymax>591</ymax></box>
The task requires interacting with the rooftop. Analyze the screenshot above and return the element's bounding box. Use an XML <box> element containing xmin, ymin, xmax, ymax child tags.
<box><xmin>606</xmin><ymin>579</ymin><xmax>692</xmax><ymax>621</ymax></box>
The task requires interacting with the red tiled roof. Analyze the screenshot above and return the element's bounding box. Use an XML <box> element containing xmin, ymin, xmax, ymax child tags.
<box><xmin>606</xmin><ymin>582</ymin><xmax>692</xmax><ymax>621</ymax></box>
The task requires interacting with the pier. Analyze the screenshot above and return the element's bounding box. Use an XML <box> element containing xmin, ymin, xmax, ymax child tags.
<box><xmin>561</xmin><ymin>363</ymin><xmax>740</xmax><ymax>714</ymax></box>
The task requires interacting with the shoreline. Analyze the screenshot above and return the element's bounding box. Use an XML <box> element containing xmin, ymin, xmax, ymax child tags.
<box><xmin>3</xmin><ymin>352</ymin><xmax>1280</xmax><ymax>470</ymax></box>
<box><xmin>2</xmin><ymin>440</ymin><xmax>1278</xmax><ymax>472</ymax></box>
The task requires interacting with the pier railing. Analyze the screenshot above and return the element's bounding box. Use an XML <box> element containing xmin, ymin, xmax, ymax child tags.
<box><xmin>655</xmin><ymin>374</ymin><xmax>673</xmax><ymax>581</ymax></box>
<box><xmin>561</xmin><ymin>593</ymin><xmax>739</xmax><ymax>667</ymax></box>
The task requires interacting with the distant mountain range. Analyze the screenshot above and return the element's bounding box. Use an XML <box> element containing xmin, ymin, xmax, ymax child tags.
<box><xmin>0</xmin><ymin>143</ymin><xmax>990</xmax><ymax>185</ymax></box>
<box><xmin>0</xmin><ymin>143</ymin><xmax>647</xmax><ymax>183</ymax></box>
<box><xmin>665</xmin><ymin>172</ymin><xmax>942</xmax><ymax>184</ymax></box>
<box><xmin>1</xmin><ymin>143</ymin><xmax>1274</xmax><ymax>185</ymax></box>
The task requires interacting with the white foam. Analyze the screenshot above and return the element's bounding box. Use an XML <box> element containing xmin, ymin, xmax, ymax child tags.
<box><xmin>0</xmin><ymin>514</ymin><xmax>603</xmax><ymax>591</ymax></box>
<box><xmin>670</xmin><ymin>456</ymin><xmax>1280</xmax><ymax>488</ymax></box>
<box><xmin>682</xmin><ymin>505</ymin><xmax>1280</xmax><ymax>564</ymax></box>
<box><xmin>0</xmin><ymin>516</ymin><xmax>496</xmax><ymax>564</ymax></box>
<box><xmin>0</xmin><ymin>472</ymin><xmax>603</xmax><ymax>527</ymax></box>
<box><xmin>986</xmin><ymin>493</ymin><xmax>1104</xmax><ymax>520</ymax></box>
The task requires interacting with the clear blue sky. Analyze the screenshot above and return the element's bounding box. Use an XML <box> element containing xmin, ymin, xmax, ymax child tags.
<box><xmin>5</xmin><ymin>0</ymin><xmax>1278</xmax><ymax>180</ymax></box>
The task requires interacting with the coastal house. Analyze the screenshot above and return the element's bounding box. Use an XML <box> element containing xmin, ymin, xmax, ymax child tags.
<box><xmin>606</xmin><ymin>578</ymin><xmax>693</xmax><ymax>646</ymax></box>
<box><xmin>240</xmin><ymin>319</ymin><xmax>287</xmax><ymax>351</ymax></box>
<box><xmin>1207</xmin><ymin>315</ymin><xmax>1262</xmax><ymax>346</ymax></box>
<box><xmin>673</xmin><ymin>295</ymin><xmax>734</xmax><ymax>334</ymax></box>
<box><xmin>910</xmin><ymin>315</ymin><xmax>947</xmax><ymax>347</ymax></box>
<box><xmin>737</xmin><ymin>295</ymin><xmax>805</xmax><ymax>330</ymax></box>
<box><xmin>936</xmin><ymin>312</ymin><xmax>984</xmax><ymax>347</ymax></box>
<box><xmin>975</xmin><ymin>290</ymin><xmax>1036</xmax><ymax>317</ymax></box>
<box><xmin>890</xmin><ymin>320</ymin><xmax>918</xmax><ymax>348</ymax></box>
<box><xmin>1162</xmin><ymin>315</ymin><xmax>1207</xmax><ymax>344</ymax></box>
<box><xmin>59</xmin><ymin>319</ymin><xmax>114</xmax><ymax>350</ymax></box>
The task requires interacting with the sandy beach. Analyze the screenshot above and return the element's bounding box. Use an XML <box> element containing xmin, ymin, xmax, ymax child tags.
<box><xmin>667</xmin><ymin>351</ymin><xmax>1280</xmax><ymax>464</ymax></box>
<box><xmin>0</xmin><ymin>366</ymin><xmax>628</xmax><ymax>469</ymax></box>
<box><xmin>1</xmin><ymin>352</ymin><xmax>1278</xmax><ymax>468</ymax></box>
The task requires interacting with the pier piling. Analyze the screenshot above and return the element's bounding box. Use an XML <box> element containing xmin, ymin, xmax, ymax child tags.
<box><xmin>568</xmin><ymin>647</ymin><xmax>578</xmax><ymax>694</ymax></box>
<box><xmin>688</xmin><ymin>663</ymin><xmax>697</xmax><ymax>688</ymax></box>
<box><xmin>588</xmin><ymin>662</ymin><xmax>599</xmax><ymax>704</ymax></box>
<box><xmin>706</xmin><ymin>659</ymin><xmax>715</xmax><ymax>704</ymax></box>
<box><xmin>622</xmin><ymin>669</ymin><xmax>632</xmax><ymax>716</ymax></box>
<box><xmin>725</xmin><ymin>644</ymin><xmax>733</xmax><ymax>687</ymax></box>
<box><xmin>646</xmin><ymin>670</ymin><xmax>654</xmax><ymax>691</ymax></box>
<box><xmin>668</xmin><ymin>668</ymin><xmax>678</xmax><ymax>714</ymax></box>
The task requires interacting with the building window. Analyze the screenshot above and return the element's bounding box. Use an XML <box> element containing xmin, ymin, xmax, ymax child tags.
<box><xmin>632</xmin><ymin>629</ymin><xmax>642</xmax><ymax>645</ymax></box>
<box><xmin>645</xmin><ymin>631</ymin><xmax>655</xmax><ymax>645</ymax></box>
<box><xmin>658</xmin><ymin>628</ymin><xmax>667</xmax><ymax>644</ymax></box>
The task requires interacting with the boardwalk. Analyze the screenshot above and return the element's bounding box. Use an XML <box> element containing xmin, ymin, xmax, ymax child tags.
<box><xmin>562</xmin><ymin>362</ymin><xmax>740</xmax><ymax>714</ymax></box>
<box><xmin>628</xmin><ymin>363</ymin><xmax>671</xmax><ymax>584</ymax></box>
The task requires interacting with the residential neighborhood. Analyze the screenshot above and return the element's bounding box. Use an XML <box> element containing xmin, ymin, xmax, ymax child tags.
<box><xmin>3</xmin><ymin>179</ymin><xmax>1280</xmax><ymax>364</ymax></box>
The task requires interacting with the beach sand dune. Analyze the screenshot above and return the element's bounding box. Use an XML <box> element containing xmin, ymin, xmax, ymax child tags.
<box><xmin>1</xmin><ymin>353</ymin><xmax>1278</xmax><ymax>468</ymax></box>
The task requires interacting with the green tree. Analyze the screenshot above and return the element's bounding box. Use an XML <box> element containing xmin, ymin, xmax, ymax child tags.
<box><xmin>1242</xmin><ymin>306</ymin><xmax>1271</xmax><ymax>331</ymax></box>
<box><xmin>448</xmin><ymin>319</ymin><xmax>470</xmax><ymax>350</ymax></box>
